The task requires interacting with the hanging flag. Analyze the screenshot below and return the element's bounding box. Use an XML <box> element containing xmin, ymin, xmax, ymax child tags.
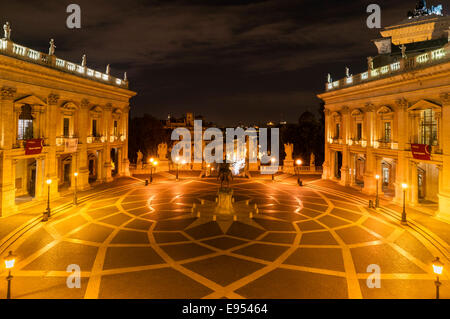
<box><xmin>25</xmin><ymin>139</ymin><xmax>43</xmax><ymax>155</ymax></box>
<box><xmin>411</xmin><ymin>143</ymin><xmax>431</xmax><ymax>160</ymax></box>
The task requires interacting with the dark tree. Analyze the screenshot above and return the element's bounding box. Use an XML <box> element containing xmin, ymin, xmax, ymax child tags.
<box><xmin>280</xmin><ymin>103</ymin><xmax>325</xmax><ymax>166</ymax></box>
<box><xmin>128</xmin><ymin>114</ymin><xmax>170</xmax><ymax>163</ymax></box>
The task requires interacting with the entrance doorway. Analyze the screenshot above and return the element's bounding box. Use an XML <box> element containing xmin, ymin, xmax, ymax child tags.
<box><xmin>28</xmin><ymin>163</ymin><xmax>36</xmax><ymax>197</ymax></box>
<box><xmin>335</xmin><ymin>151</ymin><xmax>342</xmax><ymax>179</ymax></box>
<box><xmin>15</xmin><ymin>158</ymin><xmax>37</xmax><ymax>203</ymax></box>
<box><xmin>418</xmin><ymin>167</ymin><xmax>426</xmax><ymax>200</ymax></box>
<box><xmin>111</xmin><ymin>148</ymin><xmax>119</xmax><ymax>176</ymax></box>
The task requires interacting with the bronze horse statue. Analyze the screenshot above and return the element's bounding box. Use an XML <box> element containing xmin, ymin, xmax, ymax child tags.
<box><xmin>217</xmin><ymin>163</ymin><xmax>233</xmax><ymax>188</ymax></box>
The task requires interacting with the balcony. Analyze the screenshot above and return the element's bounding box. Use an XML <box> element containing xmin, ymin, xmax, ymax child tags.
<box><xmin>56</xmin><ymin>135</ymin><xmax>78</xmax><ymax>146</ymax></box>
<box><xmin>325</xmin><ymin>46</ymin><xmax>450</xmax><ymax>91</ymax></box>
<box><xmin>0</xmin><ymin>38</ymin><xmax>128</xmax><ymax>89</ymax></box>
<box><xmin>87</xmin><ymin>135</ymin><xmax>106</xmax><ymax>144</ymax></box>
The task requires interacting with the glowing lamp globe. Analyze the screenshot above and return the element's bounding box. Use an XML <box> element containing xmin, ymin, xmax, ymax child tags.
<box><xmin>296</xmin><ymin>159</ymin><xmax>302</xmax><ymax>166</ymax></box>
<box><xmin>74</xmin><ymin>172</ymin><xmax>78</xmax><ymax>177</ymax></box>
<box><xmin>402</xmin><ymin>183</ymin><xmax>408</xmax><ymax>190</ymax></box>
<box><xmin>4</xmin><ymin>251</ymin><xmax>16</xmax><ymax>269</ymax></box>
<box><xmin>46</xmin><ymin>179</ymin><xmax>52</xmax><ymax>185</ymax></box>
<box><xmin>375</xmin><ymin>174</ymin><xmax>380</xmax><ymax>180</ymax></box>
<box><xmin>432</xmin><ymin>257</ymin><xmax>444</xmax><ymax>275</ymax></box>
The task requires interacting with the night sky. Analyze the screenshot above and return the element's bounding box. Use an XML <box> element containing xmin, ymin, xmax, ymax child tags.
<box><xmin>1</xmin><ymin>0</ymin><xmax>447</xmax><ymax>126</ymax></box>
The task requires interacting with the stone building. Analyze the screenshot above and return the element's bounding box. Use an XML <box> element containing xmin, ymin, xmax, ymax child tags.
<box><xmin>318</xmin><ymin>3</ymin><xmax>450</xmax><ymax>221</ymax></box>
<box><xmin>0</xmin><ymin>23</ymin><xmax>136</xmax><ymax>216</ymax></box>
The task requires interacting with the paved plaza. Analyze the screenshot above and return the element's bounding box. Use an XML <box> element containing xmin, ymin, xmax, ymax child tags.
<box><xmin>0</xmin><ymin>174</ymin><xmax>449</xmax><ymax>299</ymax></box>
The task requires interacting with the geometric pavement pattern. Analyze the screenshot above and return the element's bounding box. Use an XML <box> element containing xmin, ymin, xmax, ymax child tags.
<box><xmin>3</xmin><ymin>177</ymin><xmax>449</xmax><ymax>299</ymax></box>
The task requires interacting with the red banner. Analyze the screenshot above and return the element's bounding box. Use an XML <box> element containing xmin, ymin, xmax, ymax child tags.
<box><xmin>25</xmin><ymin>139</ymin><xmax>43</xmax><ymax>155</ymax></box>
<box><xmin>411</xmin><ymin>143</ymin><xmax>431</xmax><ymax>160</ymax></box>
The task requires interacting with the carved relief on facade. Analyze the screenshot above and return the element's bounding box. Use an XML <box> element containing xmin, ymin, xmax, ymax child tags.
<box><xmin>90</xmin><ymin>105</ymin><xmax>103</xmax><ymax>118</ymax></box>
<box><xmin>395</xmin><ymin>98</ymin><xmax>409</xmax><ymax>111</ymax></box>
<box><xmin>47</xmin><ymin>93</ymin><xmax>60</xmax><ymax>105</ymax></box>
<box><xmin>81</xmin><ymin>98</ymin><xmax>90</xmax><ymax>109</ymax></box>
<box><xmin>363</xmin><ymin>103</ymin><xmax>375</xmax><ymax>112</ymax></box>
<box><xmin>440</xmin><ymin>92</ymin><xmax>450</xmax><ymax>104</ymax></box>
<box><xmin>1</xmin><ymin>86</ymin><xmax>17</xmax><ymax>100</ymax></box>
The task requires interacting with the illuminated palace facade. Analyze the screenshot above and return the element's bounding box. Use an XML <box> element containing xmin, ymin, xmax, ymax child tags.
<box><xmin>318</xmin><ymin>4</ymin><xmax>450</xmax><ymax>221</ymax></box>
<box><xmin>0</xmin><ymin>24</ymin><xmax>136</xmax><ymax>216</ymax></box>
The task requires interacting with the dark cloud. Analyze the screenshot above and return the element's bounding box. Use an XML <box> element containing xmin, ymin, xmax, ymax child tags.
<box><xmin>1</xmin><ymin>0</ymin><xmax>445</xmax><ymax>125</ymax></box>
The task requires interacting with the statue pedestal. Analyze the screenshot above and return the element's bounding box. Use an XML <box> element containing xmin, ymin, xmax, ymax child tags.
<box><xmin>192</xmin><ymin>162</ymin><xmax>203</xmax><ymax>171</ymax></box>
<box><xmin>283</xmin><ymin>160</ymin><xmax>294</xmax><ymax>174</ymax></box>
<box><xmin>157</xmin><ymin>159</ymin><xmax>170</xmax><ymax>172</ymax></box>
<box><xmin>215</xmin><ymin>187</ymin><xmax>234</xmax><ymax>215</ymax></box>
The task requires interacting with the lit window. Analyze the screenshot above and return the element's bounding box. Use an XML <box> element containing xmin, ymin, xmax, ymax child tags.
<box><xmin>356</xmin><ymin>123</ymin><xmax>362</xmax><ymax>141</ymax></box>
<box><xmin>18</xmin><ymin>105</ymin><xmax>34</xmax><ymax>140</ymax></box>
<box><xmin>383</xmin><ymin>122</ymin><xmax>391</xmax><ymax>143</ymax></box>
<box><xmin>63</xmin><ymin>118</ymin><xmax>70</xmax><ymax>137</ymax></box>
<box><xmin>92</xmin><ymin>119</ymin><xmax>97</xmax><ymax>137</ymax></box>
<box><xmin>420</xmin><ymin>109</ymin><xmax>437</xmax><ymax>146</ymax></box>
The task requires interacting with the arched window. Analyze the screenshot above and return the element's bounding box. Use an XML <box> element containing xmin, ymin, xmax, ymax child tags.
<box><xmin>18</xmin><ymin>105</ymin><xmax>34</xmax><ymax>140</ymax></box>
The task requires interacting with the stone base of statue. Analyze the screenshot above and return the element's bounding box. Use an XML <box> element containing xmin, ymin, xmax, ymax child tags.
<box><xmin>215</xmin><ymin>187</ymin><xmax>234</xmax><ymax>215</ymax></box>
<box><xmin>157</xmin><ymin>159</ymin><xmax>170</xmax><ymax>172</ymax></box>
<box><xmin>283</xmin><ymin>160</ymin><xmax>294</xmax><ymax>174</ymax></box>
<box><xmin>192</xmin><ymin>162</ymin><xmax>203</xmax><ymax>171</ymax></box>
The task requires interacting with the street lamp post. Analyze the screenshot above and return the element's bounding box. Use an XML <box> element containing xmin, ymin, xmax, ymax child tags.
<box><xmin>4</xmin><ymin>251</ymin><xmax>16</xmax><ymax>299</ymax></box>
<box><xmin>43</xmin><ymin>178</ymin><xmax>52</xmax><ymax>222</ymax></box>
<box><xmin>73</xmin><ymin>172</ymin><xmax>78</xmax><ymax>206</ymax></box>
<box><xmin>401</xmin><ymin>183</ymin><xmax>408</xmax><ymax>225</ymax></box>
<box><xmin>271</xmin><ymin>157</ymin><xmax>276</xmax><ymax>181</ymax></box>
<box><xmin>148</xmin><ymin>158</ymin><xmax>154</xmax><ymax>184</ymax></box>
<box><xmin>432</xmin><ymin>257</ymin><xmax>444</xmax><ymax>299</ymax></box>
<box><xmin>151</xmin><ymin>160</ymin><xmax>158</xmax><ymax>184</ymax></box>
<box><xmin>296</xmin><ymin>159</ymin><xmax>302</xmax><ymax>186</ymax></box>
<box><xmin>175</xmin><ymin>156</ymin><xmax>180</xmax><ymax>181</ymax></box>
<box><xmin>375</xmin><ymin>174</ymin><xmax>380</xmax><ymax>208</ymax></box>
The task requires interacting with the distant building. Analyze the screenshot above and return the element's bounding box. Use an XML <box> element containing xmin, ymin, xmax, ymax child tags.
<box><xmin>0</xmin><ymin>23</ymin><xmax>136</xmax><ymax>216</ymax></box>
<box><xmin>318</xmin><ymin>2</ymin><xmax>450</xmax><ymax>221</ymax></box>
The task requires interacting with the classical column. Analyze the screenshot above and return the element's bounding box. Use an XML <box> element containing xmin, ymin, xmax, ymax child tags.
<box><xmin>340</xmin><ymin>145</ymin><xmax>350</xmax><ymax>186</ymax></box>
<box><xmin>35</xmin><ymin>157</ymin><xmax>45</xmax><ymax>200</ymax></box>
<box><xmin>409</xmin><ymin>160</ymin><xmax>419</xmax><ymax>206</ymax></box>
<box><xmin>362</xmin><ymin>148</ymin><xmax>376</xmax><ymax>195</ymax></box>
<box><xmin>322</xmin><ymin>109</ymin><xmax>331</xmax><ymax>179</ymax></box>
<box><xmin>103</xmin><ymin>104</ymin><xmax>113</xmax><ymax>182</ymax></box>
<box><xmin>0</xmin><ymin>87</ymin><xmax>17</xmax><ymax>216</ymax></box>
<box><xmin>350</xmin><ymin>154</ymin><xmax>356</xmax><ymax>186</ymax></box>
<box><xmin>45</xmin><ymin>93</ymin><xmax>60</xmax><ymax>199</ymax></box>
<box><xmin>121</xmin><ymin>105</ymin><xmax>130</xmax><ymax>176</ymax></box>
<box><xmin>437</xmin><ymin>93</ymin><xmax>450</xmax><ymax>222</ymax></box>
<box><xmin>339</xmin><ymin>107</ymin><xmax>350</xmax><ymax>186</ymax></box>
<box><xmin>77</xmin><ymin>99</ymin><xmax>90</xmax><ymax>190</ymax></box>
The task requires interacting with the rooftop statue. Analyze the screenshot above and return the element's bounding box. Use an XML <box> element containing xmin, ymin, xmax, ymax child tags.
<box><xmin>81</xmin><ymin>54</ymin><xmax>86</xmax><ymax>67</ymax></box>
<box><xmin>367</xmin><ymin>56</ymin><xmax>374</xmax><ymax>70</ymax></box>
<box><xmin>3</xmin><ymin>22</ymin><xmax>11</xmax><ymax>40</ymax></box>
<box><xmin>327</xmin><ymin>73</ymin><xmax>332</xmax><ymax>83</ymax></box>
<box><xmin>401</xmin><ymin>44</ymin><xmax>407</xmax><ymax>58</ymax></box>
<box><xmin>49</xmin><ymin>39</ymin><xmax>56</xmax><ymax>56</ymax></box>
<box><xmin>106</xmin><ymin>64</ymin><xmax>110</xmax><ymax>75</ymax></box>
